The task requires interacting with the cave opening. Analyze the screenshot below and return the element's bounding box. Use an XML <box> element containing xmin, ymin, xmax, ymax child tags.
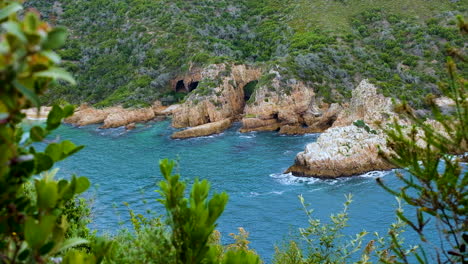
<box><xmin>188</xmin><ymin>81</ymin><xmax>199</xmax><ymax>92</ymax></box>
<box><xmin>175</xmin><ymin>80</ymin><xmax>186</xmax><ymax>93</ymax></box>
<box><xmin>243</xmin><ymin>80</ymin><xmax>258</xmax><ymax>101</ymax></box>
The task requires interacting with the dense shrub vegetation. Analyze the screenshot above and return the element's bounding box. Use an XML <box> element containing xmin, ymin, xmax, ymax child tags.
<box><xmin>25</xmin><ymin>0</ymin><xmax>466</xmax><ymax>108</ymax></box>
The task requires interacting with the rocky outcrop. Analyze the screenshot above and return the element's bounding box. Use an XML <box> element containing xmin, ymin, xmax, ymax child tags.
<box><xmin>240</xmin><ymin>71</ymin><xmax>341</xmax><ymax>134</ymax></box>
<box><xmin>287</xmin><ymin>79</ymin><xmax>397</xmax><ymax>178</ymax></box>
<box><xmin>101</xmin><ymin>107</ymin><xmax>155</xmax><ymax>128</ymax></box>
<box><xmin>172</xmin><ymin>64</ymin><xmax>261</xmax><ymax>130</ymax></box>
<box><xmin>332</xmin><ymin>79</ymin><xmax>395</xmax><ymax>127</ymax></box>
<box><xmin>241</xmin><ymin>72</ymin><xmax>316</xmax><ymax>133</ymax></box>
<box><xmin>64</xmin><ymin>105</ymin><xmax>111</xmax><ymax>126</ymax></box>
<box><xmin>171</xmin><ymin>119</ymin><xmax>232</xmax><ymax>139</ymax></box>
<box><xmin>286</xmin><ymin>125</ymin><xmax>395</xmax><ymax>178</ymax></box>
<box><xmin>65</xmin><ymin>102</ymin><xmax>170</xmax><ymax>128</ymax></box>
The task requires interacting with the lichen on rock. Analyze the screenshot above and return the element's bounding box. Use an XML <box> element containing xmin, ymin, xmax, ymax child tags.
<box><xmin>286</xmin><ymin>125</ymin><xmax>395</xmax><ymax>178</ymax></box>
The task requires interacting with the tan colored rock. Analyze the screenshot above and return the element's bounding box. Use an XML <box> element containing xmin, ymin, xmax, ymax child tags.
<box><xmin>65</xmin><ymin>104</ymin><xmax>158</xmax><ymax>128</ymax></box>
<box><xmin>172</xmin><ymin>64</ymin><xmax>261</xmax><ymax>128</ymax></box>
<box><xmin>278</xmin><ymin>125</ymin><xmax>322</xmax><ymax>135</ymax></box>
<box><xmin>125</xmin><ymin>123</ymin><xmax>136</xmax><ymax>130</ymax></box>
<box><xmin>241</xmin><ymin>72</ymin><xmax>319</xmax><ymax>133</ymax></box>
<box><xmin>302</xmin><ymin>103</ymin><xmax>343</xmax><ymax>132</ymax></box>
<box><xmin>64</xmin><ymin>104</ymin><xmax>111</xmax><ymax>126</ymax></box>
<box><xmin>333</xmin><ymin>79</ymin><xmax>395</xmax><ymax>127</ymax></box>
<box><xmin>286</xmin><ymin>125</ymin><xmax>395</xmax><ymax>178</ymax></box>
<box><xmin>101</xmin><ymin>107</ymin><xmax>155</xmax><ymax>128</ymax></box>
<box><xmin>21</xmin><ymin>106</ymin><xmax>52</xmax><ymax>119</ymax></box>
<box><xmin>239</xmin><ymin>118</ymin><xmax>280</xmax><ymax>132</ymax></box>
<box><xmin>171</xmin><ymin>119</ymin><xmax>232</xmax><ymax>139</ymax></box>
<box><xmin>158</xmin><ymin>104</ymin><xmax>181</xmax><ymax>116</ymax></box>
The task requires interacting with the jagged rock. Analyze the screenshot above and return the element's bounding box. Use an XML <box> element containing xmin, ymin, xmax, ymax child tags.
<box><xmin>301</xmin><ymin>103</ymin><xmax>343</xmax><ymax>132</ymax></box>
<box><xmin>171</xmin><ymin>119</ymin><xmax>232</xmax><ymax>139</ymax></box>
<box><xmin>287</xmin><ymin>80</ymin><xmax>398</xmax><ymax>178</ymax></box>
<box><xmin>286</xmin><ymin>125</ymin><xmax>395</xmax><ymax>178</ymax></box>
<box><xmin>332</xmin><ymin>79</ymin><xmax>395</xmax><ymax>127</ymax></box>
<box><xmin>172</xmin><ymin>64</ymin><xmax>261</xmax><ymax>131</ymax></box>
<box><xmin>241</xmin><ymin>71</ymin><xmax>319</xmax><ymax>133</ymax></box>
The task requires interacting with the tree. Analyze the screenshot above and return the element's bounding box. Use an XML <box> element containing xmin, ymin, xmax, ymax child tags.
<box><xmin>377</xmin><ymin>16</ymin><xmax>467</xmax><ymax>264</ymax></box>
<box><xmin>0</xmin><ymin>1</ymin><xmax>102</xmax><ymax>262</ymax></box>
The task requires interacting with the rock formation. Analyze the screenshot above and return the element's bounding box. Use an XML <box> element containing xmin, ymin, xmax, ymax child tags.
<box><xmin>286</xmin><ymin>79</ymin><xmax>397</xmax><ymax>178</ymax></box>
<box><xmin>286</xmin><ymin>125</ymin><xmax>395</xmax><ymax>178</ymax></box>
<box><xmin>65</xmin><ymin>102</ymin><xmax>171</xmax><ymax>128</ymax></box>
<box><xmin>332</xmin><ymin>79</ymin><xmax>395</xmax><ymax>127</ymax></box>
<box><xmin>240</xmin><ymin>71</ymin><xmax>340</xmax><ymax>134</ymax></box>
<box><xmin>171</xmin><ymin>63</ymin><xmax>261</xmax><ymax>130</ymax></box>
<box><xmin>171</xmin><ymin>119</ymin><xmax>232</xmax><ymax>139</ymax></box>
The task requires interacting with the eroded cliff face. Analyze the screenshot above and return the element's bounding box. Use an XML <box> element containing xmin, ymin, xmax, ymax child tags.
<box><xmin>240</xmin><ymin>71</ymin><xmax>339</xmax><ymax>134</ymax></box>
<box><xmin>171</xmin><ymin>64</ymin><xmax>261</xmax><ymax>128</ymax></box>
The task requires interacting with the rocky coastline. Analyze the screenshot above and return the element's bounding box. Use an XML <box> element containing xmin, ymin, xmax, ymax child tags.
<box><xmin>25</xmin><ymin>63</ymin><xmax>423</xmax><ymax>179</ymax></box>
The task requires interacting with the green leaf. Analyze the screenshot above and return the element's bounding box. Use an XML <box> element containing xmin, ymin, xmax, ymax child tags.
<box><xmin>34</xmin><ymin>153</ymin><xmax>53</xmax><ymax>173</ymax></box>
<box><xmin>24</xmin><ymin>12</ymin><xmax>38</xmax><ymax>33</ymax></box>
<box><xmin>62</xmin><ymin>105</ymin><xmax>75</xmax><ymax>118</ymax></box>
<box><xmin>13</xmin><ymin>80</ymin><xmax>40</xmax><ymax>106</ymax></box>
<box><xmin>17</xmin><ymin>249</ymin><xmax>30</xmax><ymax>261</ymax></box>
<box><xmin>30</xmin><ymin>126</ymin><xmax>45</xmax><ymax>142</ymax></box>
<box><xmin>45</xmin><ymin>143</ymin><xmax>61</xmax><ymax>162</ymax></box>
<box><xmin>57</xmin><ymin>238</ymin><xmax>88</xmax><ymax>253</ymax></box>
<box><xmin>39</xmin><ymin>241</ymin><xmax>55</xmax><ymax>255</ymax></box>
<box><xmin>75</xmin><ymin>177</ymin><xmax>90</xmax><ymax>194</ymax></box>
<box><xmin>40</xmin><ymin>51</ymin><xmax>61</xmax><ymax>64</ymax></box>
<box><xmin>25</xmin><ymin>218</ymin><xmax>41</xmax><ymax>249</ymax></box>
<box><xmin>42</xmin><ymin>27</ymin><xmax>67</xmax><ymax>49</ymax></box>
<box><xmin>47</xmin><ymin>105</ymin><xmax>63</xmax><ymax>131</ymax></box>
<box><xmin>0</xmin><ymin>3</ymin><xmax>22</xmax><ymax>20</ymax></box>
<box><xmin>25</xmin><ymin>215</ymin><xmax>56</xmax><ymax>249</ymax></box>
<box><xmin>2</xmin><ymin>21</ymin><xmax>27</xmax><ymax>43</ymax></box>
<box><xmin>36</xmin><ymin>180</ymin><xmax>58</xmax><ymax>209</ymax></box>
<box><xmin>61</xmin><ymin>140</ymin><xmax>84</xmax><ymax>157</ymax></box>
<box><xmin>34</xmin><ymin>67</ymin><xmax>76</xmax><ymax>85</ymax></box>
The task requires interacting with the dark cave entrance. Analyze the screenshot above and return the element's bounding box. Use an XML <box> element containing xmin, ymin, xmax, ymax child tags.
<box><xmin>175</xmin><ymin>80</ymin><xmax>186</xmax><ymax>93</ymax></box>
<box><xmin>243</xmin><ymin>80</ymin><xmax>258</xmax><ymax>101</ymax></box>
<box><xmin>188</xmin><ymin>81</ymin><xmax>199</xmax><ymax>92</ymax></box>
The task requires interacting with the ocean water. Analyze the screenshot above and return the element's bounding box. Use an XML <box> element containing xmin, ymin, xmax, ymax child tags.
<box><xmin>36</xmin><ymin>120</ymin><xmax>430</xmax><ymax>262</ymax></box>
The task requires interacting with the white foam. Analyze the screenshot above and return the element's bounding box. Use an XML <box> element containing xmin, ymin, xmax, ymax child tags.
<box><xmin>270</xmin><ymin>173</ymin><xmax>321</xmax><ymax>186</ymax></box>
<box><xmin>270</xmin><ymin>170</ymin><xmax>393</xmax><ymax>186</ymax></box>
<box><xmin>246</xmin><ymin>190</ymin><xmax>285</xmax><ymax>197</ymax></box>
<box><xmin>358</xmin><ymin>170</ymin><xmax>392</xmax><ymax>178</ymax></box>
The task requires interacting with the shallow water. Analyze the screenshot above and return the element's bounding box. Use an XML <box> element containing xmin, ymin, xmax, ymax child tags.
<box><xmin>37</xmin><ymin>120</ymin><xmax>431</xmax><ymax>262</ymax></box>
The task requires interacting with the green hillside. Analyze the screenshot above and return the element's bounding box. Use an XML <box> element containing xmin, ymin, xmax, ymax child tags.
<box><xmin>26</xmin><ymin>0</ymin><xmax>467</xmax><ymax>108</ymax></box>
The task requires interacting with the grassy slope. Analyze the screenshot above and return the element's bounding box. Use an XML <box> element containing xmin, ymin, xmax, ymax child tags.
<box><xmin>290</xmin><ymin>0</ymin><xmax>459</xmax><ymax>33</ymax></box>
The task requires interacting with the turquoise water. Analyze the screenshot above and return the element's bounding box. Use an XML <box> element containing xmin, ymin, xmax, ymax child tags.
<box><xmin>40</xmin><ymin>120</ymin><xmax>418</xmax><ymax>262</ymax></box>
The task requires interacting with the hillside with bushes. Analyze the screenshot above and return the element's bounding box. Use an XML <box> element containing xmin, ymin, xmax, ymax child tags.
<box><xmin>26</xmin><ymin>0</ymin><xmax>466</xmax><ymax>108</ymax></box>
